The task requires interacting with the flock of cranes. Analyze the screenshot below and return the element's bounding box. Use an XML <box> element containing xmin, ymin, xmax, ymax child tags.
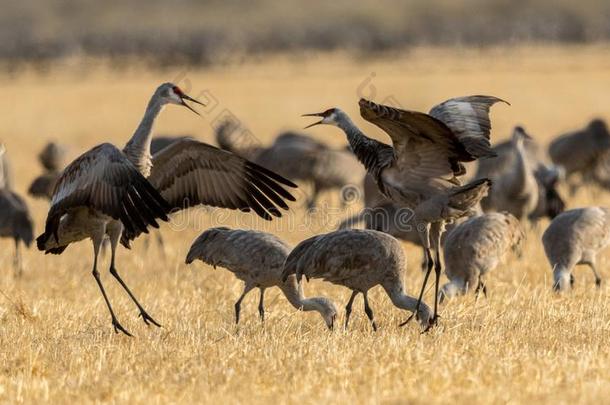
<box><xmin>2</xmin><ymin>82</ymin><xmax>610</xmax><ymax>336</ymax></box>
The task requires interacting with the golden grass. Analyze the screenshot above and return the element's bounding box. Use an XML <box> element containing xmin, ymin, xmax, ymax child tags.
<box><xmin>2</xmin><ymin>45</ymin><xmax>610</xmax><ymax>404</ymax></box>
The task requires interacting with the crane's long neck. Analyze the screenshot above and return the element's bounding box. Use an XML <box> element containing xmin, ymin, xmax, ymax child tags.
<box><xmin>511</xmin><ymin>136</ymin><xmax>532</xmax><ymax>191</ymax></box>
<box><xmin>123</xmin><ymin>94</ymin><xmax>164</xmax><ymax>177</ymax></box>
<box><xmin>383</xmin><ymin>281</ymin><xmax>420</xmax><ymax>314</ymax></box>
<box><xmin>336</xmin><ymin>115</ymin><xmax>388</xmax><ymax>177</ymax></box>
<box><xmin>280</xmin><ymin>276</ymin><xmax>324</xmax><ymax>313</ymax></box>
<box><xmin>337</xmin><ymin>116</ymin><xmax>372</xmax><ymax>155</ymax></box>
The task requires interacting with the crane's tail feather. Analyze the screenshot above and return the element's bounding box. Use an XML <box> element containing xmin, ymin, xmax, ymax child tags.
<box><xmin>448</xmin><ymin>178</ymin><xmax>492</xmax><ymax>211</ymax></box>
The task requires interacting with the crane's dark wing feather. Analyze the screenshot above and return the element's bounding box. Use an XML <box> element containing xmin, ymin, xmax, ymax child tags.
<box><xmin>148</xmin><ymin>139</ymin><xmax>297</xmax><ymax>220</ymax></box>
<box><xmin>37</xmin><ymin>143</ymin><xmax>171</xmax><ymax>252</ymax></box>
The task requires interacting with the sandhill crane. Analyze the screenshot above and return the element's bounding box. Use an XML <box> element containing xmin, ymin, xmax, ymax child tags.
<box><xmin>303</xmin><ymin>96</ymin><xmax>506</xmax><ymax>325</ymax></box>
<box><xmin>185</xmin><ymin>227</ymin><xmax>337</xmax><ymax>328</ymax></box>
<box><xmin>36</xmin><ymin>83</ymin><xmax>297</xmax><ymax>336</ymax></box>
<box><xmin>0</xmin><ymin>144</ymin><xmax>34</xmax><ymax>276</ymax></box>
<box><xmin>476</xmin><ymin>129</ymin><xmax>564</xmax><ymax>222</ymax></box>
<box><xmin>282</xmin><ymin>229</ymin><xmax>432</xmax><ymax>331</ymax></box>
<box><xmin>28</xmin><ymin>142</ymin><xmax>67</xmax><ymax>200</ymax></box>
<box><xmin>216</xmin><ymin>122</ymin><xmax>366</xmax><ymax>209</ymax></box>
<box><xmin>475</xmin><ymin>127</ymin><xmax>539</xmax><ymax>222</ymax></box>
<box><xmin>542</xmin><ymin>207</ymin><xmax>610</xmax><ymax>291</ymax></box>
<box><xmin>440</xmin><ymin>212</ymin><xmax>524</xmax><ymax>301</ymax></box>
<box><xmin>549</xmin><ymin>119</ymin><xmax>610</xmax><ymax>192</ymax></box>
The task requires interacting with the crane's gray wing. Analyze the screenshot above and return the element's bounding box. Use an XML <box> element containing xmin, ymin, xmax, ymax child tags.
<box><xmin>359</xmin><ymin>98</ymin><xmax>471</xmax><ymax>186</ymax></box>
<box><xmin>429</xmin><ymin>95</ymin><xmax>508</xmax><ymax>158</ymax></box>
<box><xmin>149</xmin><ymin>139</ymin><xmax>297</xmax><ymax>220</ymax></box>
<box><xmin>43</xmin><ymin>143</ymin><xmax>170</xmax><ymax>246</ymax></box>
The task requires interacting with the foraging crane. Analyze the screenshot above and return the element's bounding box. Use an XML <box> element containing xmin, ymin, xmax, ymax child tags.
<box><xmin>303</xmin><ymin>96</ymin><xmax>506</xmax><ymax>326</ymax></box>
<box><xmin>476</xmin><ymin>128</ymin><xmax>564</xmax><ymax>222</ymax></box>
<box><xmin>0</xmin><ymin>144</ymin><xmax>34</xmax><ymax>276</ymax></box>
<box><xmin>440</xmin><ymin>212</ymin><xmax>524</xmax><ymax>301</ymax></box>
<box><xmin>542</xmin><ymin>207</ymin><xmax>610</xmax><ymax>291</ymax></box>
<box><xmin>28</xmin><ymin>142</ymin><xmax>67</xmax><ymax>200</ymax></box>
<box><xmin>282</xmin><ymin>229</ymin><xmax>432</xmax><ymax>331</ymax></box>
<box><xmin>36</xmin><ymin>83</ymin><xmax>297</xmax><ymax>336</ymax></box>
<box><xmin>185</xmin><ymin>227</ymin><xmax>337</xmax><ymax>328</ymax></box>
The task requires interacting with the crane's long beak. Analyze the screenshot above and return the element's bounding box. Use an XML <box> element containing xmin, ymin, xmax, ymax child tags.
<box><xmin>180</xmin><ymin>94</ymin><xmax>206</xmax><ymax>116</ymax></box>
<box><xmin>302</xmin><ymin>112</ymin><xmax>324</xmax><ymax>129</ymax></box>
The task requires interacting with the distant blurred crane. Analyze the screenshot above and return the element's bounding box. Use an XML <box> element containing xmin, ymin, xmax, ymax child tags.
<box><xmin>475</xmin><ymin>126</ymin><xmax>539</xmax><ymax>222</ymax></box>
<box><xmin>216</xmin><ymin>121</ymin><xmax>366</xmax><ymax>209</ymax></box>
<box><xmin>28</xmin><ymin>142</ymin><xmax>67</xmax><ymax>200</ymax></box>
<box><xmin>0</xmin><ymin>144</ymin><xmax>34</xmax><ymax>276</ymax></box>
<box><xmin>476</xmin><ymin>127</ymin><xmax>565</xmax><ymax>223</ymax></box>
<box><xmin>549</xmin><ymin>119</ymin><xmax>610</xmax><ymax>193</ymax></box>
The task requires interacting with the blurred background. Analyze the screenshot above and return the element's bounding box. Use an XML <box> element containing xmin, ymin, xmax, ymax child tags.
<box><xmin>2</xmin><ymin>0</ymin><xmax>610</xmax><ymax>71</ymax></box>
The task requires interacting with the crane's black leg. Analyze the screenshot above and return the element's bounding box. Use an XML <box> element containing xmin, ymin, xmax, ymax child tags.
<box><xmin>91</xmin><ymin>235</ymin><xmax>131</xmax><ymax>337</ymax></box>
<box><xmin>13</xmin><ymin>238</ymin><xmax>22</xmax><ymax>277</ymax></box>
<box><xmin>362</xmin><ymin>292</ymin><xmax>377</xmax><ymax>332</ymax></box>
<box><xmin>344</xmin><ymin>291</ymin><xmax>358</xmax><ymax>330</ymax></box>
<box><xmin>235</xmin><ymin>284</ymin><xmax>253</xmax><ymax>325</ymax></box>
<box><xmin>155</xmin><ymin>230</ymin><xmax>167</xmax><ymax>261</ymax></box>
<box><xmin>400</xmin><ymin>222</ymin><xmax>433</xmax><ymax>327</ymax></box>
<box><xmin>420</xmin><ymin>247</ymin><xmax>427</xmax><ymax>273</ymax></box>
<box><xmin>431</xmin><ymin>227</ymin><xmax>443</xmax><ymax>326</ymax></box>
<box><xmin>400</xmin><ymin>247</ymin><xmax>433</xmax><ymax>327</ymax></box>
<box><xmin>583</xmin><ymin>260</ymin><xmax>602</xmax><ymax>287</ymax></box>
<box><xmin>258</xmin><ymin>288</ymin><xmax>266</xmax><ymax>322</ymax></box>
<box><xmin>108</xmin><ymin>225</ymin><xmax>161</xmax><ymax>328</ymax></box>
<box><xmin>475</xmin><ymin>277</ymin><xmax>487</xmax><ymax>299</ymax></box>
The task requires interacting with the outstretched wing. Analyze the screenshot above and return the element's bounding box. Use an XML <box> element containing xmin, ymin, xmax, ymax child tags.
<box><xmin>43</xmin><ymin>143</ymin><xmax>170</xmax><ymax>245</ymax></box>
<box><xmin>429</xmin><ymin>95</ymin><xmax>508</xmax><ymax>158</ymax></box>
<box><xmin>359</xmin><ymin>98</ymin><xmax>471</xmax><ymax>187</ymax></box>
<box><xmin>148</xmin><ymin>139</ymin><xmax>297</xmax><ymax>220</ymax></box>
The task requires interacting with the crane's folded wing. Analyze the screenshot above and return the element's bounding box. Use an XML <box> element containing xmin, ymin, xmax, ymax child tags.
<box><xmin>42</xmin><ymin>143</ymin><xmax>171</xmax><ymax>247</ymax></box>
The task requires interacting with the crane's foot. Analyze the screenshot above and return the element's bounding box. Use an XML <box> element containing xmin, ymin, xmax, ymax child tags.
<box><xmin>138</xmin><ymin>311</ymin><xmax>162</xmax><ymax>328</ymax></box>
<box><xmin>399</xmin><ymin>313</ymin><xmax>416</xmax><ymax>327</ymax></box>
<box><xmin>596</xmin><ymin>278</ymin><xmax>602</xmax><ymax>287</ymax></box>
<box><xmin>112</xmin><ymin>318</ymin><xmax>133</xmax><ymax>337</ymax></box>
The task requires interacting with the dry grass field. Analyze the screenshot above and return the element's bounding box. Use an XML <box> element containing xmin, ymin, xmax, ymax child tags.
<box><xmin>2</xmin><ymin>45</ymin><xmax>610</xmax><ymax>403</ymax></box>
